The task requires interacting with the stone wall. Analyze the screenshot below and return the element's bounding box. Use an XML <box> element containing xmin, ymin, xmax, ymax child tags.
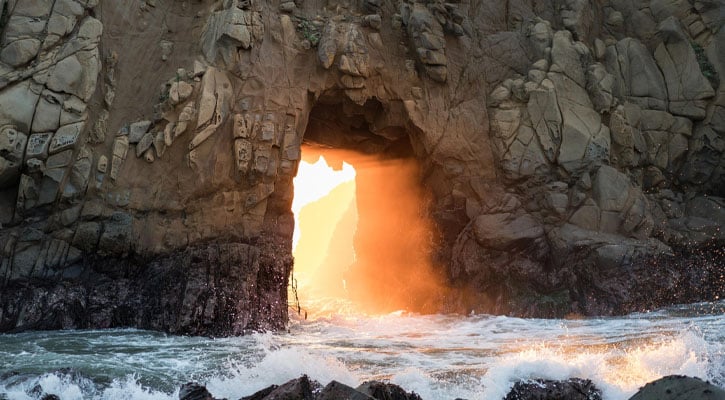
<box><xmin>0</xmin><ymin>0</ymin><xmax>723</xmax><ymax>334</ymax></box>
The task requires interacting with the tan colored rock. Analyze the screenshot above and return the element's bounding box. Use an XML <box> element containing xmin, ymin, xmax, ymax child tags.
<box><xmin>654</xmin><ymin>17</ymin><xmax>715</xmax><ymax>119</ymax></box>
<box><xmin>97</xmin><ymin>155</ymin><xmax>108</xmax><ymax>173</ymax></box>
<box><xmin>1</xmin><ymin>38</ymin><xmax>41</xmax><ymax>67</ymax></box>
<box><xmin>191</xmin><ymin>69</ymin><xmax>232</xmax><ymax>150</ymax></box>
<box><xmin>234</xmin><ymin>138</ymin><xmax>253</xmax><ymax>174</ymax></box>
<box><xmin>527</xmin><ymin>85</ymin><xmax>562</xmax><ymax>162</ymax></box>
<box><xmin>0</xmin><ymin>81</ymin><xmax>42</xmax><ymax>133</ymax></box>
<box><xmin>551</xmin><ymin>30</ymin><xmax>585</xmax><ymax>87</ymax></box>
<box><xmin>112</xmin><ymin>136</ymin><xmax>129</xmax><ymax>160</ymax></box>
<box><xmin>25</xmin><ymin>133</ymin><xmax>53</xmax><ymax>160</ymax></box>
<box><xmin>549</xmin><ymin>72</ymin><xmax>609</xmax><ymax>172</ymax></box>
<box><xmin>153</xmin><ymin>131</ymin><xmax>166</xmax><ymax>158</ymax></box>
<box><xmin>474</xmin><ymin>213</ymin><xmax>544</xmax><ymax>250</ymax></box>
<box><xmin>201</xmin><ymin>7</ymin><xmax>264</xmax><ymax>64</ymax></box>
<box><xmin>0</xmin><ymin>126</ymin><xmax>27</xmax><ymax>188</ymax></box>
<box><xmin>60</xmin><ymin>96</ymin><xmax>88</xmax><ymax>126</ymax></box>
<box><xmin>169</xmin><ymin>81</ymin><xmax>194</xmax><ymax>105</ymax></box>
<box><xmin>49</xmin><ymin>122</ymin><xmax>83</xmax><ymax>154</ymax></box>
<box><xmin>144</xmin><ymin>148</ymin><xmax>155</xmax><ymax>163</ymax></box>
<box><xmin>317</xmin><ymin>21</ymin><xmax>339</xmax><ymax>69</ymax></box>
<box><xmin>46</xmin><ymin>150</ymin><xmax>73</xmax><ymax>169</ymax></box>
<box><xmin>606</xmin><ymin>38</ymin><xmax>668</xmax><ymax>110</ymax></box>
<box><xmin>128</xmin><ymin>120</ymin><xmax>152</xmax><ymax>144</ymax></box>
<box><xmin>46</xmin><ymin>55</ymin><xmax>84</xmax><ymax>95</ymax></box>
<box><xmin>77</xmin><ymin>16</ymin><xmax>103</xmax><ymax>43</ymax></box>
<box><xmin>136</xmin><ymin>132</ymin><xmax>155</xmax><ymax>158</ymax></box>
<box><xmin>570</xmin><ymin>200</ymin><xmax>601</xmax><ymax>231</ymax></box>
<box><xmin>31</xmin><ymin>91</ymin><xmax>63</xmax><ymax>133</ymax></box>
<box><xmin>593</xmin><ymin>165</ymin><xmax>630</xmax><ymax>212</ymax></box>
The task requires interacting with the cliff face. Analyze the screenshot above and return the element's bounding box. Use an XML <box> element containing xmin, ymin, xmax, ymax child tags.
<box><xmin>0</xmin><ymin>0</ymin><xmax>723</xmax><ymax>334</ymax></box>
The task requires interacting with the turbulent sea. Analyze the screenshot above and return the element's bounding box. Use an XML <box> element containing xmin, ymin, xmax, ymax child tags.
<box><xmin>1</xmin><ymin>300</ymin><xmax>724</xmax><ymax>400</ymax></box>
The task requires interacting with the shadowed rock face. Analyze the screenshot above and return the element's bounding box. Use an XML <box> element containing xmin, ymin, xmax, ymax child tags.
<box><xmin>0</xmin><ymin>0</ymin><xmax>724</xmax><ymax>335</ymax></box>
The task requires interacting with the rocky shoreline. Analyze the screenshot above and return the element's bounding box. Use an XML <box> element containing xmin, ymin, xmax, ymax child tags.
<box><xmin>171</xmin><ymin>375</ymin><xmax>725</xmax><ymax>400</ymax></box>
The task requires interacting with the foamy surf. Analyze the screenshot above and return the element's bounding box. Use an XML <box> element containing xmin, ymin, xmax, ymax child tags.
<box><xmin>1</xmin><ymin>301</ymin><xmax>723</xmax><ymax>400</ymax></box>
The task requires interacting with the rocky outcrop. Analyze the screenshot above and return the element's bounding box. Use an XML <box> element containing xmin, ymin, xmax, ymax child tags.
<box><xmin>181</xmin><ymin>376</ymin><xmax>424</xmax><ymax>400</ymax></box>
<box><xmin>504</xmin><ymin>378</ymin><xmax>602</xmax><ymax>400</ymax></box>
<box><xmin>628</xmin><ymin>375</ymin><xmax>725</xmax><ymax>400</ymax></box>
<box><xmin>0</xmin><ymin>0</ymin><xmax>724</xmax><ymax>334</ymax></box>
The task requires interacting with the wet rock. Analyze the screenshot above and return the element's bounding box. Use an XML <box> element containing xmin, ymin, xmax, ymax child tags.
<box><xmin>239</xmin><ymin>384</ymin><xmax>278</xmax><ymax>400</ymax></box>
<box><xmin>258</xmin><ymin>375</ymin><xmax>317</xmax><ymax>399</ymax></box>
<box><xmin>628</xmin><ymin>375</ymin><xmax>725</xmax><ymax>400</ymax></box>
<box><xmin>178</xmin><ymin>382</ymin><xmax>219</xmax><ymax>400</ymax></box>
<box><xmin>504</xmin><ymin>378</ymin><xmax>602</xmax><ymax>400</ymax></box>
<box><xmin>356</xmin><ymin>381</ymin><xmax>423</xmax><ymax>400</ymax></box>
<box><xmin>318</xmin><ymin>381</ymin><xmax>375</xmax><ymax>400</ymax></box>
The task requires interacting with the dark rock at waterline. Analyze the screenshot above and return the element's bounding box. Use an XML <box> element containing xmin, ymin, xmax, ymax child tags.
<box><xmin>318</xmin><ymin>381</ymin><xmax>376</xmax><ymax>400</ymax></box>
<box><xmin>504</xmin><ymin>378</ymin><xmax>602</xmax><ymax>400</ymax></box>
<box><xmin>0</xmin><ymin>240</ymin><xmax>291</xmax><ymax>337</ymax></box>
<box><xmin>179</xmin><ymin>382</ymin><xmax>224</xmax><ymax>400</ymax></box>
<box><xmin>239</xmin><ymin>384</ymin><xmax>278</xmax><ymax>400</ymax></box>
<box><xmin>39</xmin><ymin>396</ymin><xmax>60</xmax><ymax>400</ymax></box>
<box><xmin>356</xmin><ymin>381</ymin><xmax>424</xmax><ymax>400</ymax></box>
<box><xmin>241</xmin><ymin>375</ymin><xmax>318</xmax><ymax>400</ymax></box>
<box><xmin>627</xmin><ymin>375</ymin><xmax>725</xmax><ymax>400</ymax></box>
<box><xmin>182</xmin><ymin>377</ymin><xmax>424</xmax><ymax>400</ymax></box>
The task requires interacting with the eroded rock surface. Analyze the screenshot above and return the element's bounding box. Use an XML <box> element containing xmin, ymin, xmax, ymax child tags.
<box><xmin>0</xmin><ymin>0</ymin><xmax>724</xmax><ymax>334</ymax></box>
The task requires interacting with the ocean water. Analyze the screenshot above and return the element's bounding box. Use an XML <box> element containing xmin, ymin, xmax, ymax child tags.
<box><xmin>0</xmin><ymin>300</ymin><xmax>723</xmax><ymax>400</ymax></box>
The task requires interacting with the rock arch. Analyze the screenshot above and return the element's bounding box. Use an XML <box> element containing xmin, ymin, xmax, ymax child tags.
<box><xmin>0</xmin><ymin>0</ymin><xmax>723</xmax><ymax>335</ymax></box>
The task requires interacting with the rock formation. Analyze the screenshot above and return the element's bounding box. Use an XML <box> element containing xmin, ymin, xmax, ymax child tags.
<box><xmin>0</xmin><ymin>0</ymin><xmax>724</xmax><ymax>334</ymax></box>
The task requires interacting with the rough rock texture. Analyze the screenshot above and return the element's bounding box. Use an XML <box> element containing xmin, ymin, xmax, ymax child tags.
<box><xmin>504</xmin><ymin>378</ymin><xmax>602</xmax><ymax>400</ymax></box>
<box><xmin>184</xmin><ymin>376</ymin><xmax>424</xmax><ymax>400</ymax></box>
<box><xmin>628</xmin><ymin>375</ymin><xmax>725</xmax><ymax>400</ymax></box>
<box><xmin>0</xmin><ymin>0</ymin><xmax>724</xmax><ymax>334</ymax></box>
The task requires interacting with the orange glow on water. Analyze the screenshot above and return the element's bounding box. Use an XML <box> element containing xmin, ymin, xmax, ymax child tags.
<box><xmin>292</xmin><ymin>145</ymin><xmax>449</xmax><ymax>316</ymax></box>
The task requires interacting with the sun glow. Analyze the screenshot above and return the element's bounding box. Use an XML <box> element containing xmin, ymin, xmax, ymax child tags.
<box><xmin>292</xmin><ymin>147</ymin><xmax>358</xmax><ymax>300</ymax></box>
<box><xmin>291</xmin><ymin>145</ymin><xmax>450</xmax><ymax>317</ymax></box>
<box><xmin>292</xmin><ymin>155</ymin><xmax>356</xmax><ymax>252</ymax></box>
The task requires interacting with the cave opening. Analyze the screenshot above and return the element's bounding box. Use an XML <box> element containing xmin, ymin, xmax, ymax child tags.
<box><xmin>290</xmin><ymin>98</ymin><xmax>449</xmax><ymax>317</ymax></box>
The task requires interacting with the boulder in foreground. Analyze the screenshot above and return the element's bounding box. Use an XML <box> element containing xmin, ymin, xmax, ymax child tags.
<box><xmin>628</xmin><ymin>375</ymin><xmax>725</xmax><ymax>400</ymax></box>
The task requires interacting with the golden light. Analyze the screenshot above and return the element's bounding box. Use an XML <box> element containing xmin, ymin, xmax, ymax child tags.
<box><xmin>291</xmin><ymin>144</ymin><xmax>450</xmax><ymax>316</ymax></box>
<box><xmin>292</xmin><ymin>146</ymin><xmax>358</xmax><ymax>300</ymax></box>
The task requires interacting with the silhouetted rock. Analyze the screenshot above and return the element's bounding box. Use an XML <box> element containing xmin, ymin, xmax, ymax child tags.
<box><xmin>317</xmin><ymin>381</ymin><xmax>375</xmax><ymax>400</ymax></box>
<box><xmin>240</xmin><ymin>385</ymin><xmax>278</xmax><ymax>400</ymax></box>
<box><xmin>179</xmin><ymin>382</ymin><xmax>221</xmax><ymax>400</ymax></box>
<box><xmin>628</xmin><ymin>375</ymin><xmax>725</xmax><ymax>400</ymax></box>
<box><xmin>504</xmin><ymin>378</ymin><xmax>602</xmax><ymax>400</ymax></box>
<box><xmin>356</xmin><ymin>381</ymin><xmax>424</xmax><ymax>400</ymax></box>
<box><xmin>259</xmin><ymin>375</ymin><xmax>317</xmax><ymax>400</ymax></box>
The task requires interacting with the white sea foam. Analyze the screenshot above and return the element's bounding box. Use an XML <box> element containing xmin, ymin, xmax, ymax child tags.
<box><xmin>1</xmin><ymin>303</ymin><xmax>723</xmax><ymax>400</ymax></box>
